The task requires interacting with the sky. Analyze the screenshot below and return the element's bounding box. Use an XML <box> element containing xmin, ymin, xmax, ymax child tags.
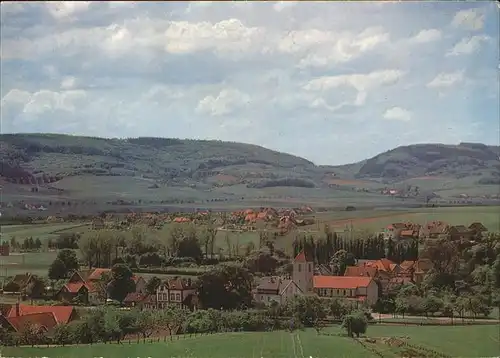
<box><xmin>1</xmin><ymin>1</ymin><xmax>498</xmax><ymax>165</ymax></box>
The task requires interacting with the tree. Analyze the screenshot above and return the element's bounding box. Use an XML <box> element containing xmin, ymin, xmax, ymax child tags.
<box><xmin>282</xmin><ymin>296</ymin><xmax>328</xmax><ymax>328</ymax></box>
<box><xmin>48</xmin><ymin>258</ymin><xmax>69</xmax><ymax>280</ymax></box>
<box><xmin>243</xmin><ymin>250</ymin><xmax>278</xmax><ymax>274</ymax></box>
<box><xmin>53</xmin><ymin>324</ymin><xmax>73</xmax><ymax>346</ymax></box>
<box><xmin>330</xmin><ymin>250</ymin><xmax>356</xmax><ymax>276</ymax></box>
<box><xmin>136</xmin><ymin>310</ymin><xmax>158</xmax><ymax>341</ymax></box>
<box><xmin>26</xmin><ymin>275</ymin><xmax>46</xmax><ymax>299</ymax></box>
<box><xmin>160</xmin><ymin>307</ymin><xmax>189</xmax><ymax>339</ymax></box>
<box><xmin>107</xmin><ymin>264</ymin><xmax>135</xmax><ymax>302</ymax></box>
<box><xmin>104</xmin><ymin>309</ymin><xmax>123</xmax><ymax>343</ymax></box>
<box><xmin>491</xmin><ymin>255</ymin><xmax>500</xmax><ymax>289</ymax></box>
<box><xmin>145</xmin><ymin>276</ymin><xmax>162</xmax><ymax>295</ymax></box>
<box><xmin>328</xmin><ymin>298</ymin><xmax>350</xmax><ymax>320</ymax></box>
<box><xmin>341</xmin><ymin>311</ymin><xmax>368</xmax><ymax>338</ymax></box>
<box><xmin>197</xmin><ymin>264</ymin><xmax>253</xmax><ymax>310</ymax></box>
<box><xmin>57</xmin><ymin>249</ymin><xmax>79</xmax><ymax>273</ymax></box>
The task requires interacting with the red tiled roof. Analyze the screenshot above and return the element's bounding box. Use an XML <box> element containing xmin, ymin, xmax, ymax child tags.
<box><xmin>294</xmin><ymin>249</ymin><xmax>313</xmax><ymax>263</ymax></box>
<box><xmin>363</xmin><ymin>259</ymin><xmax>398</xmax><ymax>272</ymax></box>
<box><xmin>313</xmin><ymin>276</ymin><xmax>372</xmax><ymax>289</ymax></box>
<box><xmin>166</xmin><ymin>277</ymin><xmax>194</xmax><ymax>290</ymax></box>
<box><xmin>400</xmin><ymin>229</ymin><xmax>414</xmax><ymax>237</ymax></box>
<box><xmin>64</xmin><ymin>282</ymin><xmax>85</xmax><ymax>293</ymax></box>
<box><xmin>8</xmin><ymin>305</ymin><xmax>75</xmax><ymax>324</ymax></box>
<box><xmin>123</xmin><ymin>292</ymin><xmax>147</xmax><ymax>303</ymax></box>
<box><xmin>87</xmin><ymin>268</ymin><xmax>111</xmax><ymax>281</ymax></box>
<box><xmin>7</xmin><ymin>312</ymin><xmax>58</xmax><ymax>333</ymax></box>
<box><xmin>294</xmin><ymin>250</ymin><xmax>306</xmax><ymax>262</ymax></box>
<box><xmin>344</xmin><ymin>266</ymin><xmax>378</xmax><ymax>277</ymax></box>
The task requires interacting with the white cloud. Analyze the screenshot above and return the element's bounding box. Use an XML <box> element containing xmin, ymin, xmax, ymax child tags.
<box><xmin>446</xmin><ymin>35</ymin><xmax>491</xmax><ymax>56</ymax></box>
<box><xmin>1</xmin><ymin>89</ymin><xmax>86</xmax><ymax>115</ymax></box>
<box><xmin>45</xmin><ymin>1</ymin><xmax>92</xmax><ymax>20</ymax></box>
<box><xmin>451</xmin><ymin>8</ymin><xmax>485</xmax><ymax>31</ymax></box>
<box><xmin>164</xmin><ymin>19</ymin><xmax>265</xmax><ymax>55</ymax></box>
<box><xmin>383</xmin><ymin>107</ymin><xmax>412</xmax><ymax>121</ymax></box>
<box><xmin>273</xmin><ymin>1</ymin><xmax>297</xmax><ymax>12</ymax></box>
<box><xmin>412</xmin><ymin>29</ymin><xmax>442</xmax><ymax>43</ymax></box>
<box><xmin>427</xmin><ymin>71</ymin><xmax>464</xmax><ymax>89</ymax></box>
<box><xmin>0</xmin><ymin>2</ymin><xmax>497</xmax><ymax>164</ymax></box>
<box><xmin>60</xmin><ymin>77</ymin><xmax>76</xmax><ymax>90</ymax></box>
<box><xmin>283</xmin><ymin>27</ymin><xmax>390</xmax><ymax>68</ymax></box>
<box><xmin>304</xmin><ymin>70</ymin><xmax>404</xmax><ymax>92</ymax></box>
<box><xmin>196</xmin><ymin>88</ymin><xmax>251</xmax><ymax>117</ymax></box>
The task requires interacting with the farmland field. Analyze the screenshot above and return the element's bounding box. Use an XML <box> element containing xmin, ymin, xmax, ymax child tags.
<box><xmin>0</xmin><ymin>251</ymin><xmax>59</xmax><ymax>279</ymax></box>
<box><xmin>3</xmin><ymin>325</ymin><xmax>499</xmax><ymax>358</ymax></box>
<box><xmin>0</xmin><ymin>222</ymin><xmax>89</xmax><ymax>243</ymax></box>
<box><xmin>308</xmin><ymin>206</ymin><xmax>500</xmax><ymax>232</ymax></box>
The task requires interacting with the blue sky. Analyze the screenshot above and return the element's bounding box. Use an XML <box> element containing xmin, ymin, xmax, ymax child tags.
<box><xmin>1</xmin><ymin>1</ymin><xmax>498</xmax><ymax>165</ymax></box>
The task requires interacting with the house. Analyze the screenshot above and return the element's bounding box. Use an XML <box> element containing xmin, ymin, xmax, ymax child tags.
<box><xmin>0</xmin><ymin>243</ymin><xmax>9</xmax><ymax>256</ymax></box>
<box><xmin>447</xmin><ymin>225</ymin><xmax>473</xmax><ymax>241</ymax></box>
<box><xmin>469</xmin><ymin>222</ymin><xmax>488</xmax><ymax>236</ymax></box>
<box><xmin>420</xmin><ymin>221</ymin><xmax>450</xmax><ymax>239</ymax></box>
<box><xmin>56</xmin><ymin>271</ymin><xmax>100</xmax><ymax>305</ymax></box>
<box><xmin>253</xmin><ymin>276</ymin><xmax>303</xmax><ymax>305</ymax></box>
<box><xmin>385</xmin><ymin>223</ymin><xmax>420</xmax><ymax>240</ymax></box>
<box><xmin>344</xmin><ymin>266</ymin><xmax>378</xmax><ymax>279</ymax></box>
<box><xmin>2</xmin><ymin>273</ymin><xmax>34</xmax><ymax>294</ymax></box>
<box><xmin>85</xmin><ymin>268</ymin><xmax>146</xmax><ymax>293</ymax></box>
<box><xmin>6</xmin><ymin>303</ymin><xmax>77</xmax><ymax>324</ymax></box>
<box><xmin>386</xmin><ymin>223</ymin><xmax>408</xmax><ymax>233</ymax></box>
<box><xmin>400</xmin><ymin>259</ymin><xmax>433</xmax><ymax>284</ymax></box>
<box><xmin>154</xmin><ymin>277</ymin><xmax>198</xmax><ymax>310</ymax></box>
<box><xmin>91</xmin><ymin>218</ymin><xmax>105</xmax><ymax>230</ymax></box>
<box><xmin>0</xmin><ymin>312</ymin><xmax>58</xmax><ymax>335</ymax></box>
<box><xmin>313</xmin><ymin>276</ymin><xmax>379</xmax><ymax>306</ymax></box>
<box><xmin>56</xmin><ymin>269</ymin><xmax>146</xmax><ymax>304</ymax></box>
<box><xmin>123</xmin><ymin>292</ymin><xmax>149</xmax><ymax>308</ymax></box>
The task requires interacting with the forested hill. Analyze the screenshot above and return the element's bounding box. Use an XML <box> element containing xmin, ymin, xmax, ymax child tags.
<box><xmin>1</xmin><ymin>134</ymin><xmax>498</xmax><ymax>186</ymax></box>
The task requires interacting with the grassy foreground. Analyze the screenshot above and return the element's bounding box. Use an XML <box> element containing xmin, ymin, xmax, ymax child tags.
<box><xmin>3</xmin><ymin>325</ymin><xmax>499</xmax><ymax>358</ymax></box>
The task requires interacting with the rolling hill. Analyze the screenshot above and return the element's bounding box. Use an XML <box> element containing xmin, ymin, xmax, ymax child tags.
<box><xmin>0</xmin><ymin>133</ymin><xmax>499</xmax><ymax>209</ymax></box>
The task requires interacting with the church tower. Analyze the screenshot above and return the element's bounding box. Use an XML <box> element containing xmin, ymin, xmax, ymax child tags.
<box><xmin>292</xmin><ymin>249</ymin><xmax>314</xmax><ymax>293</ymax></box>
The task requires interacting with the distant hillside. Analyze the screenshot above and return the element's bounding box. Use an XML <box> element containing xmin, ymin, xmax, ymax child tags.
<box><xmin>355</xmin><ymin>143</ymin><xmax>500</xmax><ymax>183</ymax></box>
<box><xmin>1</xmin><ymin>134</ymin><xmax>499</xmax><ymax>189</ymax></box>
<box><xmin>0</xmin><ymin>133</ymin><xmax>321</xmax><ymax>187</ymax></box>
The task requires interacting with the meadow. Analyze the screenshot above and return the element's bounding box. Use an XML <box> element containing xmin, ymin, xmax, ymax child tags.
<box><xmin>3</xmin><ymin>325</ymin><xmax>499</xmax><ymax>358</ymax></box>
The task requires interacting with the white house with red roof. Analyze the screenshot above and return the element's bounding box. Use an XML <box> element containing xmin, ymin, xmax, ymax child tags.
<box><xmin>292</xmin><ymin>249</ymin><xmax>379</xmax><ymax>305</ymax></box>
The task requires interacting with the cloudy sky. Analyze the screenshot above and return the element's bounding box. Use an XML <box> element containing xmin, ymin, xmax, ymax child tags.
<box><xmin>1</xmin><ymin>1</ymin><xmax>498</xmax><ymax>165</ymax></box>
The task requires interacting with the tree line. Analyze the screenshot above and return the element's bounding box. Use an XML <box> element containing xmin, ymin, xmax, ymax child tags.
<box><xmin>0</xmin><ymin>295</ymin><xmax>369</xmax><ymax>347</ymax></box>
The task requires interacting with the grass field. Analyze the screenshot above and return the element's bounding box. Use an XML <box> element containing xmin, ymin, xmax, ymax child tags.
<box><xmin>3</xmin><ymin>325</ymin><xmax>498</xmax><ymax>358</ymax></box>
<box><xmin>308</xmin><ymin>206</ymin><xmax>500</xmax><ymax>232</ymax></box>
<box><xmin>0</xmin><ymin>251</ymin><xmax>59</xmax><ymax>279</ymax></box>
<box><xmin>0</xmin><ymin>222</ymin><xmax>89</xmax><ymax>243</ymax></box>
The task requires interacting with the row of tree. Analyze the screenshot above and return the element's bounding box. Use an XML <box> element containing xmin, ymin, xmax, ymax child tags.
<box><xmin>292</xmin><ymin>230</ymin><xmax>419</xmax><ymax>265</ymax></box>
<box><xmin>0</xmin><ymin>296</ymin><xmax>368</xmax><ymax>347</ymax></box>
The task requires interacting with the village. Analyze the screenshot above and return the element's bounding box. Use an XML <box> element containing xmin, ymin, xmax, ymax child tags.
<box><xmin>0</xmin><ymin>203</ymin><xmax>497</xmax><ymax>349</ymax></box>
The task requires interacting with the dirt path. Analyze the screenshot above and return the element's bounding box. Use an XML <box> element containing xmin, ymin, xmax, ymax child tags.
<box><xmin>376</xmin><ymin>314</ymin><xmax>500</xmax><ymax>324</ymax></box>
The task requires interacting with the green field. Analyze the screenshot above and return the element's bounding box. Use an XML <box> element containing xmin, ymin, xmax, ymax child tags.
<box><xmin>0</xmin><ymin>222</ymin><xmax>89</xmax><ymax>243</ymax></box>
<box><xmin>0</xmin><ymin>251</ymin><xmax>59</xmax><ymax>279</ymax></box>
<box><xmin>3</xmin><ymin>325</ymin><xmax>499</xmax><ymax>358</ymax></box>
<box><xmin>310</xmin><ymin>206</ymin><xmax>500</xmax><ymax>232</ymax></box>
